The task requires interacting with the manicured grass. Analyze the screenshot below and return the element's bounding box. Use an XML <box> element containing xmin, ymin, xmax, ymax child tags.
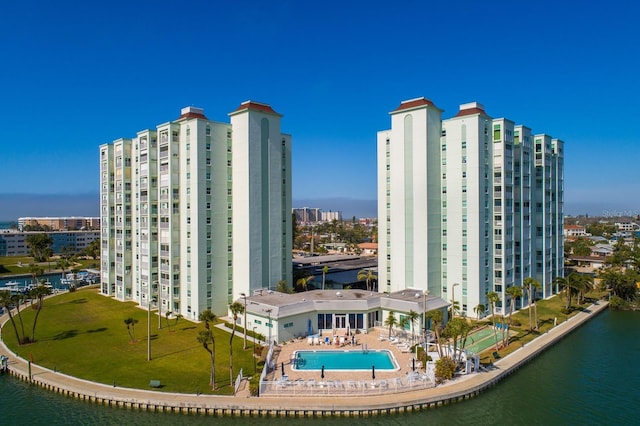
<box><xmin>2</xmin><ymin>288</ymin><xmax>261</xmax><ymax>394</ymax></box>
<box><xmin>478</xmin><ymin>292</ymin><xmax>606</xmax><ymax>363</ymax></box>
<box><xmin>0</xmin><ymin>256</ymin><xmax>35</xmax><ymax>276</ymax></box>
<box><xmin>0</xmin><ymin>255</ymin><xmax>100</xmax><ymax>277</ymax></box>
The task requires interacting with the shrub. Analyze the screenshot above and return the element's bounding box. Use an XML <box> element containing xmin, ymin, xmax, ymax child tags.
<box><xmin>249</xmin><ymin>375</ymin><xmax>260</xmax><ymax>396</ymax></box>
<box><xmin>609</xmin><ymin>295</ymin><xmax>628</xmax><ymax>310</ymax></box>
<box><xmin>434</xmin><ymin>356</ymin><xmax>456</xmax><ymax>384</ymax></box>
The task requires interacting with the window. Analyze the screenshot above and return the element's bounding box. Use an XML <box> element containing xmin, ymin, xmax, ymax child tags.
<box><xmin>493</xmin><ymin>124</ymin><xmax>501</xmax><ymax>141</ymax></box>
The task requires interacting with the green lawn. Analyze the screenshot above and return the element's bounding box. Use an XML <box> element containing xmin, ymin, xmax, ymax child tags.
<box><xmin>0</xmin><ymin>255</ymin><xmax>100</xmax><ymax>277</ymax></box>
<box><xmin>477</xmin><ymin>292</ymin><xmax>606</xmax><ymax>363</ymax></box>
<box><xmin>2</xmin><ymin>288</ymin><xmax>261</xmax><ymax>394</ymax></box>
<box><xmin>0</xmin><ymin>256</ymin><xmax>35</xmax><ymax>276</ymax></box>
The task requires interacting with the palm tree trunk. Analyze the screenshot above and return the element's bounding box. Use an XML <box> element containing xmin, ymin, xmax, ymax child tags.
<box><xmin>31</xmin><ymin>298</ymin><xmax>43</xmax><ymax>342</ymax></box>
<box><xmin>15</xmin><ymin>300</ymin><xmax>27</xmax><ymax>343</ymax></box>
<box><xmin>6</xmin><ymin>310</ymin><xmax>23</xmax><ymax>345</ymax></box>
<box><xmin>229</xmin><ymin>329</ymin><xmax>235</xmax><ymax>385</ymax></box>
<box><xmin>527</xmin><ymin>286</ymin><xmax>533</xmax><ymax>330</ymax></box>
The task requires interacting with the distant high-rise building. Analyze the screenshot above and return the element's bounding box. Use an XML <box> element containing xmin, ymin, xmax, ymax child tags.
<box><xmin>292</xmin><ymin>207</ymin><xmax>324</xmax><ymax>223</ymax></box>
<box><xmin>377</xmin><ymin>97</ymin><xmax>564</xmax><ymax>317</ymax></box>
<box><xmin>322</xmin><ymin>210</ymin><xmax>342</xmax><ymax>222</ymax></box>
<box><xmin>100</xmin><ymin>102</ymin><xmax>292</xmax><ymax>318</ymax></box>
<box><xmin>18</xmin><ymin>216</ymin><xmax>100</xmax><ymax>231</ymax></box>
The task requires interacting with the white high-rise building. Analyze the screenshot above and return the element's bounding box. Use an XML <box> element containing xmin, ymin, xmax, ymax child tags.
<box><xmin>377</xmin><ymin>98</ymin><xmax>564</xmax><ymax>317</ymax></box>
<box><xmin>100</xmin><ymin>102</ymin><xmax>292</xmax><ymax>319</ymax></box>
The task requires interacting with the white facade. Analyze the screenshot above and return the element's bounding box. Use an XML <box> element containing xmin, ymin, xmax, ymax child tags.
<box><xmin>100</xmin><ymin>102</ymin><xmax>292</xmax><ymax>319</ymax></box>
<box><xmin>378</xmin><ymin>98</ymin><xmax>564</xmax><ymax>317</ymax></box>
<box><xmin>377</xmin><ymin>98</ymin><xmax>443</xmax><ymax>297</ymax></box>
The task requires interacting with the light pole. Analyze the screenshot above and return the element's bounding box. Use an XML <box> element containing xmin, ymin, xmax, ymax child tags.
<box><xmin>147</xmin><ymin>296</ymin><xmax>156</xmax><ymax>361</ymax></box>
<box><xmin>155</xmin><ymin>281</ymin><xmax>161</xmax><ymax>330</ymax></box>
<box><xmin>240</xmin><ymin>292</ymin><xmax>247</xmax><ymax>350</ymax></box>
<box><xmin>265</xmin><ymin>309</ymin><xmax>273</xmax><ymax>345</ymax></box>
<box><xmin>423</xmin><ymin>289</ymin><xmax>430</xmax><ymax>350</ymax></box>
<box><xmin>451</xmin><ymin>283</ymin><xmax>460</xmax><ymax>318</ymax></box>
<box><xmin>252</xmin><ymin>326</ymin><xmax>258</xmax><ymax>374</ymax></box>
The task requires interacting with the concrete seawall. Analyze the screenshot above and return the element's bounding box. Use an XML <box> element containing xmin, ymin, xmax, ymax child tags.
<box><xmin>0</xmin><ymin>301</ymin><xmax>609</xmax><ymax>417</ymax></box>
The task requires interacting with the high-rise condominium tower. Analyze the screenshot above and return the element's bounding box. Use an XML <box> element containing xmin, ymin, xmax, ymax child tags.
<box><xmin>99</xmin><ymin>102</ymin><xmax>292</xmax><ymax>319</ymax></box>
<box><xmin>377</xmin><ymin>98</ymin><xmax>563</xmax><ymax>317</ymax></box>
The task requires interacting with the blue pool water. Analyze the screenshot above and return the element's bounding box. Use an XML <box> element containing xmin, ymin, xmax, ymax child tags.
<box><xmin>293</xmin><ymin>350</ymin><xmax>398</xmax><ymax>371</ymax></box>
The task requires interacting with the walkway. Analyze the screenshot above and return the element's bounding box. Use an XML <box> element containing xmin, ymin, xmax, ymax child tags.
<box><xmin>0</xmin><ymin>301</ymin><xmax>609</xmax><ymax>416</ymax></box>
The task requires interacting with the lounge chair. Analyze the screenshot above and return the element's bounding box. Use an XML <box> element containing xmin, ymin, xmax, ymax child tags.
<box><xmin>313</xmin><ymin>337</ymin><xmax>319</xmax><ymax>345</ymax></box>
<box><xmin>324</xmin><ymin>336</ymin><xmax>330</xmax><ymax>345</ymax></box>
<box><xmin>339</xmin><ymin>335</ymin><xmax>345</xmax><ymax>346</ymax></box>
<box><xmin>307</xmin><ymin>336</ymin><xmax>313</xmax><ymax>345</ymax></box>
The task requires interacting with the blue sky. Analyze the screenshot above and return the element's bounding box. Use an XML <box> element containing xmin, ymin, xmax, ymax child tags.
<box><xmin>1</xmin><ymin>0</ymin><xmax>639</xmax><ymax>219</ymax></box>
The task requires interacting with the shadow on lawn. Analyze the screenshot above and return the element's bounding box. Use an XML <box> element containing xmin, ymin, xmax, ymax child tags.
<box><xmin>53</xmin><ymin>330</ymin><xmax>79</xmax><ymax>340</ymax></box>
<box><xmin>69</xmin><ymin>298</ymin><xmax>88</xmax><ymax>304</ymax></box>
<box><xmin>152</xmin><ymin>343</ymin><xmax>200</xmax><ymax>360</ymax></box>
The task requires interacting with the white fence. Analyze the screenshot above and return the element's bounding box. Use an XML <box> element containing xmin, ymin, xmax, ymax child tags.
<box><xmin>259</xmin><ymin>370</ymin><xmax>435</xmax><ymax>396</ymax></box>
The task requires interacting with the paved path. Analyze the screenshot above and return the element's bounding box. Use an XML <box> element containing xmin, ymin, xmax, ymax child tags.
<box><xmin>0</xmin><ymin>301</ymin><xmax>609</xmax><ymax>414</ymax></box>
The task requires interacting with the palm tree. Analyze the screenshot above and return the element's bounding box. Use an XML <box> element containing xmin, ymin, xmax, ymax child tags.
<box><xmin>199</xmin><ymin>309</ymin><xmax>216</xmax><ymax>329</ymax></box>
<box><xmin>229</xmin><ymin>301</ymin><xmax>244</xmax><ymax>384</ymax></box>
<box><xmin>555</xmin><ymin>273</ymin><xmax>584</xmax><ymax>311</ymax></box>
<box><xmin>504</xmin><ymin>286</ymin><xmax>523</xmax><ymax>347</ymax></box>
<box><xmin>322</xmin><ymin>265</ymin><xmax>329</xmax><ymax>290</ymax></box>
<box><xmin>124</xmin><ymin>317</ymin><xmax>139</xmax><ymax>342</ymax></box>
<box><xmin>408</xmin><ymin>309</ymin><xmax>420</xmax><ymax>343</ymax></box>
<box><xmin>56</xmin><ymin>258</ymin><xmax>71</xmax><ymax>281</ymax></box>
<box><xmin>426</xmin><ymin>309</ymin><xmax>444</xmax><ymax>357</ymax></box>
<box><xmin>473</xmin><ymin>304</ymin><xmax>486</xmax><ymax>321</ymax></box>
<box><xmin>28</xmin><ymin>263</ymin><xmax>44</xmax><ymax>289</ymax></box>
<box><xmin>577</xmin><ymin>274</ymin><xmax>594</xmax><ymax>304</ymax></box>
<box><xmin>29</xmin><ymin>284</ymin><xmax>52</xmax><ymax>342</ymax></box>
<box><xmin>445</xmin><ymin>317</ymin><xmax>472</xmax><ymax>365</ymax></box>
<box><xmin>197</xmin><ymin>329</ymin><xmax>217</xmax><ymax>390</ymax></box>
<box><xmin>407</xmin><ymin>310</ymin><xmax>420</xmax><ymax>344</ymax></box>
<box><xmin>523</xmin><ymin>277</ymin><xmax>541</xmax><ymax>330</ymax></box>
<box><xmin>295</xmin><ymin>275</ymin><xmax>314</xmax><ymax>292</ymax></box>
<box><xmin>486</xmin><ymin>291</ymin><xmax>501</xmax><ymax>351</ymax></box>
<box><xmin>398</xmin><ymin>316</ymin><xmax>410</xmax><ymax>340</ymax></box>
<box><xmin>197</xmin><ymin>310</ymin><xmax>218</xmax><ymax>389</ymax></box>
<box><xmin>384</xmin><ymin>311</ymin><xmax>397</xmax><ymax>339</ymax></box>
<box><xmin>0</xmin><ymin>290</ymin><xmax>23</xmax><ymax>345</ymax></box>
<box><xmin>12</xmin><ymin>293</ymin><xmax>28</xmax><ymax>344</ymax></box>
<box><xmin>357</xmin><ymin>269</ymin><xmax>377</xmax><ymax>292</ymax></box>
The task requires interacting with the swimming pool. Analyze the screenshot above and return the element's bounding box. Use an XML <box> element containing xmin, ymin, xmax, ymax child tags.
<box><xmin>292</xmin><ymin>350</ymin><xmax>399</xmax><ymax>371</ymax></box>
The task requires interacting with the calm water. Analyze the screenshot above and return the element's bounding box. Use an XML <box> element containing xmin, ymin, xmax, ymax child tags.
<box><xmin>1</xmin><ymin>309</ymin><xmax>638</xmax><ymax>425</ymax></box>
<box><xmin>294</xmin><ymin>349</ymin><xmax>395</xmax><ymax>370</ymax></box>
<box><xmin>1</xmin><ymin>272</ymin><xmax>68</xmax><ymax>289</ymax></box>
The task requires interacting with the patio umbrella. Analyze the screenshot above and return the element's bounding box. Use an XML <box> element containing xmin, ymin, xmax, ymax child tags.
<box><xmin>372</xmin><ymin>365</ymin><xmax>376</xmax><ymax>380</ymax></box>
<box><xmin>321</xmin><ymin>365</ymin><xmax>325</xmax><ymax>379</ymax></box>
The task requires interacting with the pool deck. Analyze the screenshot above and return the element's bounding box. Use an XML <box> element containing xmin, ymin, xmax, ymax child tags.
<box><xmin>0</xmin><ymin>301</ymin><xmax>609</xmax><ymax>416</ymax></box>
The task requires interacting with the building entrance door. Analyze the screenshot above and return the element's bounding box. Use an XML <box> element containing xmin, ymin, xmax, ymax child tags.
<box><xmin>334</xmin><ymin>314</ymin><xmax>347</xmax><ymax>329</ymax></box>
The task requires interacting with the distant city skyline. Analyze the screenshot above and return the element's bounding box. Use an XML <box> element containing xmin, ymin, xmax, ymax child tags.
<box><xmin>1</xmin><ymin>2</ymin><xmax>639</xmax><ymax>220</ymax></box>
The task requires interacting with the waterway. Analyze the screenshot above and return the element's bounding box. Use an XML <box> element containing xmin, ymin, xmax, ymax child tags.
<box><xmin>1</xmin><ymin>309</ymin><xmax>638</xmax><ymax>425</ymax></box>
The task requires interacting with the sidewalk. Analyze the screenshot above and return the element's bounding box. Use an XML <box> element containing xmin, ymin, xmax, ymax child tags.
<box><xmin>0</xmin><ymin>301</ymin><xmax>609</xmax><ymax>415</ymax></box>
